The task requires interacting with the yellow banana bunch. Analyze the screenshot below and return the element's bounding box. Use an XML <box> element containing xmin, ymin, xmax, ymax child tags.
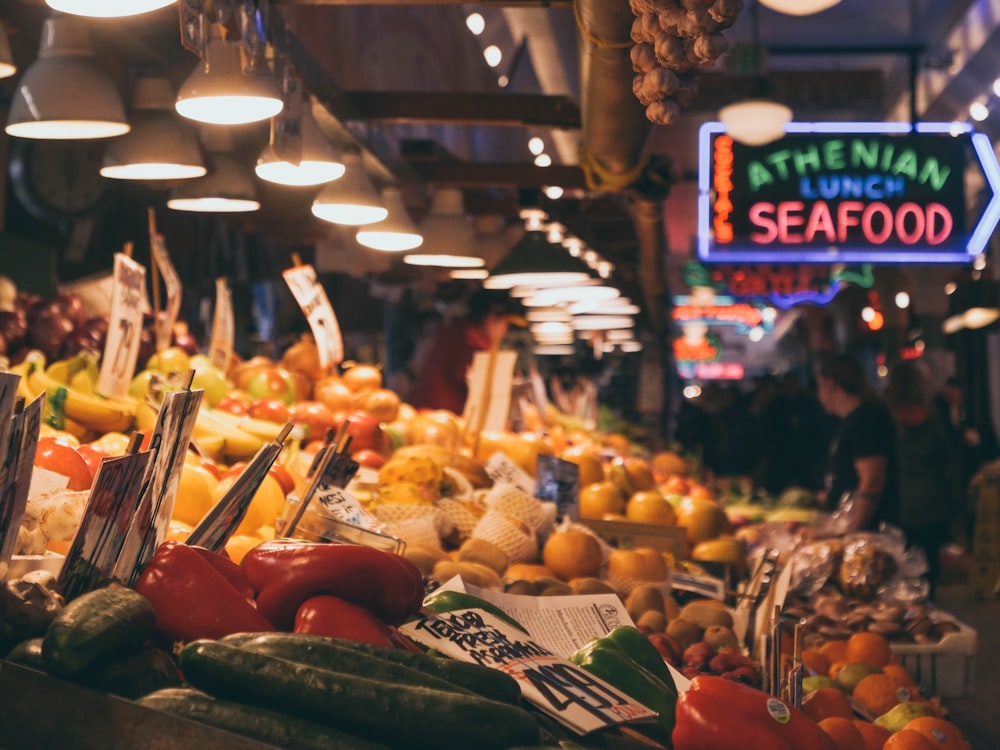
<box><xmin>193</xmin><ymin>407</ymin><xmax>266</xmax><ymax>461</ymax></box>
<box><xmin>28</xmin><ymin>354</ymin><xmax>136</xmax><ymax>434</ymax></box>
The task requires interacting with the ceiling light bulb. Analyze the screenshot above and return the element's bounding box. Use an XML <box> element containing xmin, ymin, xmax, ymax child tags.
<box><xmin>255</xmin><ymin>108</ymin><xmax>345</xmax><ymax>186</ymax></box>
<box><xmin>970</xmin><ymin>101</ymin><xmax>990</xmax><ymax>122</ymax></box>
<box><xmin>993</xmin><ymin>78</ymin><xmax>1000</xmax><ymax>98</ymax></box>
<box><xmin>465</xmin><ymin>13</ymin><xmax>485</xmax><ymax>35</ymax></box>
<box><xmin>895</xmin><ymin>291</ymin><xmax>910</xmax><ymax>309</ymax></box>
<box><xmin>356</xmin><ymin>187</ymin><xmax>423</xmax><ymax>252</ymax></box>
<box><xmin>484</xmin><ymin>230</ymin><xmax>592</xmax><ymax>290</ymax></box>
<box><xmin>167</xmin><ymin>142</ymin><xmax>259</xmax><ymax>213</ymax></box>
<box><xmin>964</xmin><ymin>307</ymin><xmax>1000</xmax><ymax>329</ymax></box>
<box><xmin>861</xmin><ymin>305</ymin><xmax>876</xmax><ymax>322</ymax></box>
<box><xmin>6</xmin><ymin>17</ymin><xmax>129</xmax><ymax>139</ymax></box>
<box><xmin>528</xmin><ymin>137</ymin><xmax>545</xmax><ymax>156</ymax></box>
<box><xmin>758</xmin><ymin>0</ymin><xmax>842</xmax><ymax>15</ymax></box>
<box><xmin>748</xmin><ymin>326</ymin><xmax>765</xmax><ymax>342</ymax></box>
<box><xmin>450</xmin><ymin>268</ymin><xmax>490</xmax><ymax>280</ymax></box>
<box><xmin>483</xmin><ymin>45</ymin><xmax>503</xmax><ymax>68</ymax></box>
<box><xmin>534</xmin><ymin>345</ymin><xmax>575</xmax><ymax>356</ymax></box>
<box><xmin>973</xmin><ymin>253</ymin><xmax>987</xmax><ymax>271</ymax></box>
<box><xmin>534</xmin><ymin>153</ymin><xmax>553</xmax><ymax>167</ymax></box>
<box><xmin>405</xmin><ymin>188</ymin><xmax>483</xmax><ymax>268</ymax></box>
<box><xmin>544</xmin><ymin>185</ymin><xmax>564</xmax><ymax>200</ymax></box>
<box><xmin>572</xmin><ymin>315</ymin><xmax>635</xmax><ymax>331</ymax></box>
<box><xmin>311</xmin><ymin>152</ymin><xmax>388</xmax><ymax>226</ymax></box>
<box><xmin>944</xmin><ymin>282</ymin><xmax>957</xmax><ymax>295</ymax></box>
<box><xmin>545</xmin><ymin>222</ymin><xmax>565</xmax><ymax>244</ymax></box>
<box><xmin>719</xmin><ymin>100</ymin><xmax>792</xmax><ymax>146</ymax></box>
<box><xmin>0</xmin><ymin>20</ymin><xmax>16</xmax><ymax>79</ymax></box>
<box><xmin>175</xmin><ymin>29</ymin><xmax>283</xmax><ymax>126</ymax></box>
<box><xmin>46</xmin><ymin>0</ymin><xmax>176</xmax><ymax>17</ymax></box>
<box><xmin>101</xmin><ymin>76</ymin><xmax>206</xmax><ymax>180</ymax></box>
<box><xmin>563</xmin><ymin>236</ymin><xmax>584</xmax><ymax>257</ymax></box>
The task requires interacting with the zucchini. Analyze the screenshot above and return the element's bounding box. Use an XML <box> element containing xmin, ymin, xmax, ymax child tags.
<box><xmin>138</xmin><ymin>688</ymin><xmax>391</xmax><ymax>750</ymax></box>
<box><xmin>180</xmin><ymin>640</ymin><xmax>541</xmax><ymax>750</ymax></box>
<box><xmin>5</xmin><ymin>637</ymin><xmax>45</xmax><ymax>669</ymax></box>
<box><xmin>42</xmin><ymin>583</ymin><xmax>156</xmax><ymax>677</ymax></box>
<box><xmin>224</xmin><ymin>632</ymin><xmax>520</xmax><ymax>704</ymax></box>
<box><xmin>76</xmin><ymin>646</ymin><xmax>182</xmax><ymax>699</ymax></box>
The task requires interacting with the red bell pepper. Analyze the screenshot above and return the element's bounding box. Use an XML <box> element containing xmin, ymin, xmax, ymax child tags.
<box><xmin>135</xmin><ymin>541</ymin><xmax>276</xmax><ymax>643</ymax></box>
<box><xmin>249</xmin><ymin>542</ymin><xmax>424</xmax><ymax>629</ymax></box>
<box><xmin>188</xmin><ymin>545</ymin><xmax>255</xmax><ymax>603</ymax></box>
<box><xmin>672</xmin><ymin>675</ymin><xmax>837</xmax><ymax>750</ymax></box>
<box><xmin>293</xmin><ymin>594</ymin><xmax>396</xmax><ymax>647</ymax></box>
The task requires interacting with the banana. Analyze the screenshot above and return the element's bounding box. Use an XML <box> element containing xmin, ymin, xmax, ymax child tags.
<box><xmin>28</xmin><ymin>365</ymin><xmax>136</xmax><ymax>434</ymax></box>
<box><xmin>206</xmin><ymin>409</ymin><xmax>288</xmax><ymax>443</ymax></box>
<box><xmin>192</xmin><ymin>407</ymin><xmax>265</xmax><ymax>462</ymax></box>
<box><xmin>6</xmin><ymin>350</ymin><xmax>47</xmax><ymax>402</ymax></box>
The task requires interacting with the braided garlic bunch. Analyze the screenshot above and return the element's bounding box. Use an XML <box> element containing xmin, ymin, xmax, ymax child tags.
<box><xmin>629</xmin><ymin>0</ymin><xmax>744</xmax><ymax>124</ymax></box>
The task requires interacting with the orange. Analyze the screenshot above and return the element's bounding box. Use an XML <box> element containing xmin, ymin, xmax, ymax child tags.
<box><xmin>828</xmin><ymin>660</ymin><xmax>851</xmax><ymax>681</ymax></box>
<box><xmin>579</xmin><ymin>482</ymin><xmax>626</xmax><ymax>519</ymax></box>
<box><xmin>650</xmin><ymin>450</ymin><xmax>689</xmax><ymax>480</ymax></box>
<box><xmin>620</xmin><ymin>456</ymin><xmax>657</xmax><ymax>491</ymax></box>
<box><xmin>882</xmin><ymin>663</ymin><xmax>916</xmax><ymax>687</ymax></box>
<box><xmin>225</xmin><ymin>534</ymin><xmax>264</xmax><ymax>564</ymax></box>
<box><xmin>817</xmin><ymin>716</ymin><xmax>865</xmax><ymax>750</ymax></box>
<box><xmin>164</xmin><ymin>519</ymin><xmax>195</xmax><ymax>543</ymax></box>
<box><xmin>883</xmin><ymin>729</ymin><xmax>937</xmax><ymax>750</ymax></box>
<box><xmin>542</xmin><ymin>529</ymin><xmax>603</xmax><ymax>581</ymax></box>
<box><xmin>801</xmin><ymin>687</ymin><xmax>853</xmax><ymax>722</ymax></box>
<box><xmin>802</xmin><ymin>648</ymin><xmax>832</xmax><ymax>677</ymax></box>
<box><xmin>662</xmin><ymin>474</ymin><xmax>690</xmax><ymax>496</ymax></box>
<box><xmin>606</xmin><ymin>547</ymin><xmax>668</xmax><ymax>582</ymax></box>
<box><xmin>852</xmin><ymin>673</ymin><xmax>903</xmax><ymax>717</ymax></box>
<box><xmin>851</xmin><ymin>720</ymin><xmax>891</xmax><ymax>750</ymax></box>
<box><xmin>560</xmin><ymin>445</ymin><xmax>605</xmax><ymax>486</ymax></box>
<box><xmin>820</xmin><ymin>640</ymin><xmax>849</xmax><ymax>664</ymax></box>
<box><xmin>674</xmin><ymin>495</ymin><xmax>729</xmax><ymax>544</ymax></box>
<box><xmin>902</xmin><ymin>717</ymin><xmax>972</xmax><ymax>750</ymax></box>
<box><xmin>210</xmin><ymin>472</ymin><xmax>287</xmax><ymax>537</ymax></box>
<box><xmin>688</xmin><ymin>483</ymin><xmax>715</xmax><ymax>501</ymax></box>
<box><xmin>172</xmin><ymin>464</ymin><xmax>218</xmax><ymax>526</ymax></box>
<box><xmin>845</xmin><ymin>632</ymin><xmax>892</xmax><ymax>669</ymax></box>
<box><xmin>625</xmin><ymin>490</ymin><xmax>678</xmax><ymax>525</ymax></box>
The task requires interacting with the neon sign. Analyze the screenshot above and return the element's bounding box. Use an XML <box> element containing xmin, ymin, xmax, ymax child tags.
<box><xmin>672</xmin><ymin>295</ymin><xmax>774</xmax><ymax>334</ymax></box>
<box><xmin>677</xmin><ymin>362</ymin><xmax>745</xmax><ymax>380</ymax></box>
<box><xmin>673</xmin><ymin>332</ymin><xmax>720</xmax><ymax>363</ymax></box>
<box><xmin>698</xmin><ymin>122</ymin><xmax>1000</xmax><ymax>264</ymax></box>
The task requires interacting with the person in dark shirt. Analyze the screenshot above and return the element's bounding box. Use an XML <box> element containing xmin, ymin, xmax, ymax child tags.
<box><xmin>816</xmin><ymin>352</ymin><xmax>900</xmax><ymax>532</ymax></box>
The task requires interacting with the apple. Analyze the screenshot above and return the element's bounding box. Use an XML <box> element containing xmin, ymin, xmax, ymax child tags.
<box><xmin>191</xmin><ymin>364</ymin><xmax>230</xmax><ymax>406</ymax></box>
<box><xmin>128</xmin><ymin>369</ymin><xmax>158</xmax><ymax>398</ymax></box>
<box><xmin>248</xmin><ymin>398</ymin><xmax>291</xmax><ymax>424</ymax></box>
<box><xmin>215</xmin><ymin>395</ymin><xmax>250</xmax><ymax>416</ymax></box>
<box><xmin>341</xmin><ymin>363</ymin><xmax>382</xmax><ymax>393</ymax></box>
<box><xmin>147</xmin><ymin>346</ymin><xmax>192</xmax><ymax>375</ymax></box>
<box><xmin>34</xmin><ymin>436</ymin><xmax>93</xmax><ymax>491</ymax></box>
<box><xmin>351</xmin><ymin>449</ymin><xmax>386</xmax><ymax>470</ymax></box>
<box><xmin>314</xmin><ymin>376</ymin><xmax>354</xmax><ymax>413</ymax></box>
<box><xmin>245</xmin><ymin>367</ymin><xmax>297</xmax><ymax>406</ymax></box>
<box><xmin>338</xmin><ymin>411</ymin><xmax>388</xmax><ymax>456</ymax></box>
<box><xmin>289</xmin><ymin>401</ymin><xmax>338</xmax><ymax>441</ymax></box>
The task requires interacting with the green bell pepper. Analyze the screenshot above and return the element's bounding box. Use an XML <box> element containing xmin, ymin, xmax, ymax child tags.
<box><xmin>569</xmin><ymin>632</ymin><xmax>677</xmax><ymax>745</ymax></box>
<box><xmin>604</xmin><ymin>625</ymin><xmax>679</xmax><ymax>692</ymax></box>
<box><xmin>422</xmin><ymin>589</ymin><xmax>528</xmax><ymax>632</ymax></box>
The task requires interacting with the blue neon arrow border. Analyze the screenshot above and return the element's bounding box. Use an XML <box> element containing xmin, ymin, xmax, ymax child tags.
<box><xmin>698</xmin><ymin>121</ymin><xmax>1000</xmax><ymax>265</ymax></box>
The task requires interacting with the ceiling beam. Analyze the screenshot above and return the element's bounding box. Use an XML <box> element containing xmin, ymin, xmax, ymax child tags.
<box><xmin>405</xmin><ymin>160</ymin><xmax>587</xmax><ymax>189</ymax></box>
<box><xmin>344</xmin><ymin>91</ymin><xmax>581</xmax><ymax>129</ymax></box>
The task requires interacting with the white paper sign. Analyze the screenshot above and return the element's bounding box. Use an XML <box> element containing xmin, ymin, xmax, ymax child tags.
<box><xmin>484</xmin><ymin>453</ymin><xmax>536</xmax><ymax>496</ymax></box>
<box><xmin>463</xmin><ymin>349</ymin><xmax>517</xmax><ymax>434</ymax></box>
<box><xmin>208</xmin><ymin>277</ymin><xmax>234</xmax><ymax>372</ymax></box>
<box><xmin>282</xmin><ymin>263</ymin><xmax>343</xmax><ymax>369</ymax></box>
<box><xmin>98</xmin><ymin>254</ymin><xmax>146</xmax><ymax>399</ymax></box>
<box><xmin>151</xmin><ymin>232</ymin><xmax>182</xmax><ymax>353</ymax></box>
<box><xmin>400</xmin><ymin>608</ymin><xmax>657</xmax><ymax>735</ymax></box>
<box><xmin>314</xmin><ymin>486</ymin><xmax>386</xmax><ymax>533</ymax></box>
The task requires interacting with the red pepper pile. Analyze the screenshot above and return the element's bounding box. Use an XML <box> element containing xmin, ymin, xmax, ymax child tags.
<box><xmin>134</xmin><ymin>539</ymin><xmax>425</xmax><ymax>647</ymax></box>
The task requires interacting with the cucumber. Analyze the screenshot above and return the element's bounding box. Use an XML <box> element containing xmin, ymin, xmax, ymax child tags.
<box><xmin>76</xmin><ymin>646</ymin><xmax>182</xmax><ymax>699</ymax></box>
<box><xmin>180</xmin><ymin>640</ymin><xmax>541</xmax><ymax>750</ymax></box>
<box><xmin>138</xmin><ymin>688</ymin><xmax>391</xmax><ymax>750</ymax></box>
<box><xmin>5</xmin><ymin>637</ymin><xmax>45</xmax><ymax>669</ymax></box>
<box><xmin>42</xmin><ymin>583</ymin><xmax>156</xmax><ymax>677</ymax></box>
<box><xmin>223</xmin><ymin>632</ymin><xmax>520</xmax><ymax>704</ymax></box>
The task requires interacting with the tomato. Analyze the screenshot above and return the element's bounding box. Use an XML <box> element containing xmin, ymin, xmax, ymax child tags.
<box><xmin>289</xmin><ymin>400</ymin><xmax>337</xmax><ymax>442</ymax></box>
<box><xmin>338</xmin><ymin>411</ymin><xmax>387</xmax><ymax>456</ymax></box>
<box><xmin>248</xmin><ymin>398</ymin><xmax>291</xmax><ymax>424</ymax></box>
<box><xmin>351</xmin><ymin>449</ymin><xmax>386</xmax><ymax>470</ymax></box>
<box><xmin>34</xmin><ymin>436</ymin><xmax>93</xmax><ymax>491</ymax></box>
<box><xmin>76</xmin><ymin>444</ymin><xmax>111</xmax><ymax>479</ymax></box>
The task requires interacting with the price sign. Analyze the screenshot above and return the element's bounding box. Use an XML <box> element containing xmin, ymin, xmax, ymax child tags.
<box><xmin>484</xmin><ymin>452</ymin><xmax>535</xmax><ymax>497</ymax></box>
<box><xmin>98</xmin><ymin>253</ymin><xmax>146</xmax><ymax>399</ymax></box>
<box><xmin>400</xmin><ymin>609</ymin><xmax>658</xmax><ymax>735</ymax></box>
<box><xmin>208</xmin><ymin>277</ymin><xmax>234</xmax><ymax>372</ymax></box>
<box><xmin>534</xmin><ymin>455</ymin><xmax>580</xmax><ymax>523</ymax></box>
<box><xmin>282</xmin><ymin>263</ymin><xmax>343</xmax><ymax>369</ymax></box>
<box><xmin>113</xmin><ymin>387</ymin><xmax>202</xmax><ymax>585</ymax></box>
<box><xmin>57</xmin><ymin>450</ymin><xmax>153</xmax><ymax>601</ymax></box>
<box><xmin>151</xmin><ymin>232</ymin><xmax>182</xmax><ymax>354</ymax></box>
<box><xmin>0</xmin><ymin>394</ymin><xmax>42</xmax><ymax>577</ymax></box>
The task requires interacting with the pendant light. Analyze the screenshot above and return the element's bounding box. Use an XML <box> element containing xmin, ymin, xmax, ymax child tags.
<box><xmin>45</xmin><ymin>0</ymin><xmax>176</xmax><ymax>17</ymax></box>
<box><xmin>483</xmin><ymin>208</ymin><xmax>591</xmax><ymax>290</ymax></box>
<box><xmin>759</xmin><ymin>0</ymin><xmax>841</xmax><ymax>15</ymax></box>
<box><xmin>175</xmin><ymin>27</ymin><xmax>283</xmax><ymax>126</ymax></box>
<box><xmin>311</xmin><ymin>152</ymin><xmax>387</xmax><ymax>226</ymax></box>
<box><xmin>6</xmin><ymin>17</ymin><xmax>129</xmax><ymax>139</ymax></box>
<box><xmin>256</xmin><ymin>104</ymin><xmax>345</xmax><ymax>186</ymax></box>
<box><xmin>356</xmin><ymin>187</ymin><xmax>423</xmax><ymax>252</ymax></box>
<box><xmin>404</xmin><ymin>188</ymin><xmax>482</xmax><ymax>268</ymax></box>
<box><xmin>522</xmin><ymin>285</ymin><xmax>620</xmax><ymax>307</ymax></box>
<box><xmin>166</xmin><ymin>129</ymin><xmax>259</xmax><ymax>213</ymax></box>
<box><xmin>572</xmin><ymin>315</ymin><xmax>636</xmax><ymax>331</ymax></box>
<box><xmin>0</xmin><ymin>20</ymin><xmax>16</xmax><ymax>79</ymax></box>
<box><xmin>101</xmin><ymin>76</ymin><xmax>205</xmax><ymax>180</ymax></box>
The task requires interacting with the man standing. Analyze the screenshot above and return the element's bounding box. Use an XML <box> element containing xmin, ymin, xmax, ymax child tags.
<box><xmin>816</xmin><ymin>352</ymin><xmax>900</xmax><ymax>533</ymax></box>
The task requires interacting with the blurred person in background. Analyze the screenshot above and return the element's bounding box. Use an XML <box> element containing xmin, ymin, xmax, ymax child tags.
<box><xmin>816</xmin><ymin>352</ymin><xmax>899</xmax><ymax>533</ymax></box>
<box><xmin>885</xmin><ymin>360</ymin><xmax>961</xmax><ymax>597</ymax></box>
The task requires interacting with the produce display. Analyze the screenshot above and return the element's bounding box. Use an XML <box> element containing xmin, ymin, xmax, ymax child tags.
<box><xmin>0</xmin><ymin>284</ymin><xmax>977</xmax><ymax>750</ymax></box>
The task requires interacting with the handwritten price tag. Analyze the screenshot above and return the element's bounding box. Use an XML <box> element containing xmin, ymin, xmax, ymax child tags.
<box><xmin>282</xmin><ymin>263</ymin><xmax>343</xmax><ymax>369</ymax></box>
<box><xmin>208</xmin><ymin>277</ymin><xmax>234</xmax><ymax>372</ymax></box>
<box><xmin>400</xmin><ymin>609</ymin><xmax>657</xmax><ymax>735</ymax></box>
<box><xmin>98</xmin><ymin>254</ymin><xmax>146</xmax><ymax>399</ymax></box>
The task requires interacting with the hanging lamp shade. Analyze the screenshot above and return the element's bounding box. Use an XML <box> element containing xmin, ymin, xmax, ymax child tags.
<box><xmin>759</xmin><ymin>0</ymin><xmax>841</xmax><ymax>15</ymax></box>
<box><xmin>404</xmin><ymin>188</ymin><xmax>482</xmax><ymax>268</ymax></box>
<box><xmin>523</xmin><ymin>285</ymin><xmax>620</xmax><ymax>307</ymax></box>
<box><xmin>101</xmin><ymin>76</ymin><xmax>205</xmax><ymax>180</ymax></box>
<box><xmin>719</xmin><ymin>99</ymin><xmax>792</xmax><ymax>146</ymax></box>
<box><xmin>310</xmin><ymin>152</ymin><xmax>387</xmax><ymax>226</ymax></box>
<box><xmin>255</xmin><ymin>107</ymin><xmax>345</xmax><ymax>186</ymax></box>
<box><xmin>166</xmin><ymin>130</ymin><xmax>258</xmax><ymax>212</ymax></box>
<box><xmin>573</xmin><ymin>315</ymin><xmax>635</xmax><ymax>331</ymax></box>
<box><xmin>0</xmin><ymin>20</ymin><xmax>17</xmax><ymax>79</ymax></box>
<box><xmin>175</xmin><ymin>28</ymin><xmax>283</xmax><ymax>126</ymax></box>
<box><xmin>356</xmin><ymin>187</ymin><xmax>423</xmax><ymax>252</ymax></box>
<box><xmin>483</xmin><ymin>230</ymin><xmax>592</xmax><ymax>290</ymax></box>
<box><xmin>6</xmin><ymin>17</ymin><xmax>129</xmax><ymax>139</ymax></box>
<box><xmin>45</xmin><ymin>0</ymin><xmax>176</xmax><ymax>17</ymax></box>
